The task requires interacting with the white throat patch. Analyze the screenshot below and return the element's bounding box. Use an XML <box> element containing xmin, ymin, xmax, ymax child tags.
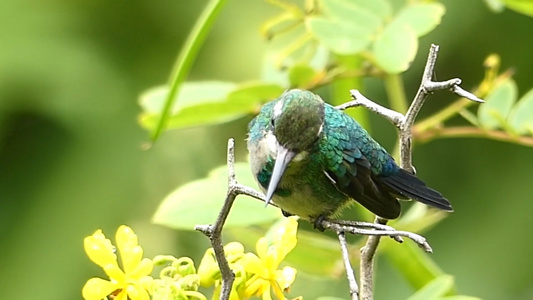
<box><xmin>273</xmin><ymin>99</ymin><xmax>284</xmax><ymax>119</ymax></box>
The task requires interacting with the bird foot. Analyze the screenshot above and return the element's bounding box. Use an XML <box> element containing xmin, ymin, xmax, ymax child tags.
<box><xmin>281</xmin><ymin>210</ymin><xmax>293</xmax><ymax>218</ymax></box>
<box><xmin>313</xmin><ymin>215</ymin><xmax>328</xmax><ymax>232</ymax></box>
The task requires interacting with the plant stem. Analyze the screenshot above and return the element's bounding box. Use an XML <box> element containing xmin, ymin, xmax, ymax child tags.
<box><xmin>414</xmin><ymin>126</ymin><xmax>533</xmax><ymax>147</ymax></box>
<box><xmin>332</xmin><ymin>55</ymin><xmax>370</xmax><ymax>128</ymax></box>
<box><xmin>385</xmin><ymin>74</ymin><xmax>408</xmax><ymax>114</ymax></box>
<box><xmin>151</xmin><ymin>0</ymin><xmax>228</xmax><ymax>142</ymax></box>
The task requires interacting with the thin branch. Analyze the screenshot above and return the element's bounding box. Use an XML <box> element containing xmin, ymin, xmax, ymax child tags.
<box><xmin>319</xmin><ymin>219</ymin><xmax>432</xmax><ymax>252</ymax></box>
<box><xmin>195</xmin><ymin>138</ymin><xmax>264</xmax><ymax>300</ymax></box>
<box><xmin>337</xmin><ymin>231</ymin><xmax>359</xmax><ymax>300</ymax></box>
<box><xmin>337</xmin><ymin>90</ymin><xmax>404</xmax><ymax>128</ymax></box>
<box><xmin>347</xmin><ymin>44</ymin><xmax>483</xmax><ymax>300</ymax></box>
<box><xmin>195</xmin><ymin>44</ymin><xmax>483</xmax><ymax>300</ymax></box>
<box><xmin>414</xmin><ymin>126</ymin><xmax>533</xmax><ymax>147</ymax></box>
<box><xmin>359</xmin><ymin>217</ymin><xmax>387</xmax><ymax>300</ymax></box>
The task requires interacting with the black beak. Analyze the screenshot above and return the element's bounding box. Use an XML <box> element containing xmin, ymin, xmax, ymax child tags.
<box><xmin>265</xmin><ymin>145</ymin><xmax>295</xmax><ymax>207</ymax></box>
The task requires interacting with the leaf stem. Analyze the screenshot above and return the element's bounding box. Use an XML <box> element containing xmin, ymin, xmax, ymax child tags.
<box><xmin>414</xmin><ymin>126</ymin><xmax>533</xmax><ymax>147</ymax></box>
<box><xmin>385</xmin><ymin>74</ymin><xmax>408</xmax><ymax>114</ymax></box>
<box><xmin>151</xmin><ymin>0</ymin><xmax>228</xmax><ymax>142</ymax></box>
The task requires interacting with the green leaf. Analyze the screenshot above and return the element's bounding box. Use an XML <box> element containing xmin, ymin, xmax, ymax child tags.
<box><xmin>478</xmin><ymin>79</ymin><xmax>518</xmax><ymax>130</ymax></box>
<box><xmin>306</xmin><ymin>17</ymin><xmax>372</xmax><ymax>55</ymax></box>
<box><xmin>508</xmin><ymin>87</ymin><xmax>533</xmax><ymax>135</ymax></box>
<box><xmin>227</xmin><ymin>82</ymin><xmax>284</xmax><ymax>105</ymax></box>
<box><xmin>288</xmin><ymin>64</ymin><xmax>317</xmax><ymax>88</ymax></box>
<box><xmin>406</xmin><ymin>275</ymin><xmax>454</xmax><ymax>300</ymax></box>
<box><xmin>394</xmin><ymin>3</ymin><xmax>446</xmax><ymax>37</ymax></box>
<box><xmin>382</xmin><ymin>239</ymin><xmax>447</xmax><ymax>290</ymax></box>
<box><xmin>321</xmin><ymin>0</ymin><xmax>383</xmax><ymax>34</ymax></box>
<box><xmin>484</xmin><ymin>0</ymin><xmax>505</xmax><ymax>12</ymax></box>
<box><xmin>372</xmin><ymin>23</ymin><xmax>418</xmax><ymax>74</ymax></box>
<box><xmin>321</xmin><ymin>0</ymin><xmax>392</xmax><ymax>19</ymax></box>
<box><xmin>151</xmin><ymin>0</ymin><xmax>229</xmax><ymax>142</ymax></box>
<box><xmin>505</xmin><ymin>0</ymin><xmax>533</xmax><ymax>17</ymax></box>
<box><xmin>284</xmin><ymin>229</ymin><xmax>343</xmax><ymax>276</ymax></box>
<box><xmin>392</xmin><ymin>203</ymin><xmax>449</xmax><ymax>234</ymax></box>
<box><xmin>438</xmin><ymin>296</ymin><xmax>483</xmax><ymax>300</ymax></box>
<box><xmin>353</xmin><ymin>0</ymin><xmax>392</xmax><ymax>18</ymax></box>
<box><xmin>139</xmin><ymin>81</ymin><xmax>283</xmax><ymax>130</ymax></box>
<box><xmin>140</xmin><ymin>81</ymin><xmax>236</xmax><ymax>114</ymax></box>
<box><xmin>152</xmin><ymin>163</ymin><xmax>281</xmax><ymax>230</ymax></box>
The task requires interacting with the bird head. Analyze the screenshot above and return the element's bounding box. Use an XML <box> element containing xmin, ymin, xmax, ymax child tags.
<box><xmin>265</xmin><ymin>89</ymin><xmax>326</xmax><ymax>205</ymax></box>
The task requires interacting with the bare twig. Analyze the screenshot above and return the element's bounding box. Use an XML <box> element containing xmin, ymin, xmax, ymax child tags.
<box><xmin>347</xmin><ymin>44</ymin><xmax>483</xmax><ymax>300</ymax></box>
<box><xmin>195</xmin><ymin>44</ymin><xmax>482</xmax><ymax>300</ymax></box>
<box><xmin>319</xmin><ymin>219</ymin><xmax>432</xmax><ymax>252</ymax></box>
<box><xmin>336</xmin><ymin>91</ymin><xmax>405</xmax><ymax>128</ymax></box>
<box><xmin>337</xmin><ymin>231</ymin><xmax>359</xmax><ymax>300</ymax></box>
<box><xmin>414</xmin><ymin>126</ymin><xmax>533</xmax><ymax>147</ymax></box>
<box><xmin>359</xmin><ymin>217</ymin><xmax>387</xmax><ymax>300</ymax></box>
<box><xmin>349</xmin><ymin>44</ymin><xmax>483</xmax><ymax>173</ymax></box>
<box><xmin>195</xmin><ymin>138</ymin><xmax>264</xmax><ymax>299</ymax></box>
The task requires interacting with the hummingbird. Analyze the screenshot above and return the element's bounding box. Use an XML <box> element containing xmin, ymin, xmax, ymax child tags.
<box><xmin>247</xmin><ymin>89</ymin><xmax>452</xmax><ymax>224</ymax></box>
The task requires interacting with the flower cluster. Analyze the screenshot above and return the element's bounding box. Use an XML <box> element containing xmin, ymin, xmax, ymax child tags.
<box><xmin>82</xmin><ymin>217</ymin><xmax>300</xmax><ymax>300</ymax></box>
<box><xmin>198</xmin><ymin>216</ymin><xmax>300</xmax><ymax>300</ymax></box>
<box><xmin>82</xmin><ymin>225</ymin><xmax>154</xmax><ymax>300</ymax></box>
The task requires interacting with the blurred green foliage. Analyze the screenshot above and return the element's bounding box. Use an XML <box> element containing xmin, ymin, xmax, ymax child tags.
<box><xmin>1</xmin><ymin>0</ymin><xmax>533</xmax><ymax>300</ymax></box>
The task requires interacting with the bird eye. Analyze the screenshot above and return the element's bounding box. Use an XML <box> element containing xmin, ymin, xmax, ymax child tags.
<box><xmin>270</xmin><ymin>118</ymin><xmax>275</xmax><ymax>128</ymax></box>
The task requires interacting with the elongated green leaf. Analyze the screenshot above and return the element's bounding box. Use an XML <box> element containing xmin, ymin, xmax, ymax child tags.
<box><xmin>227</xmin><ymin>82</ymin><xmax>284</xmax><ymax>104</ymax></box>
<box><xmin>406</xmin><ymin>275</ymin><xmax>454</xmax><ymax>300</ymax></box>
<box><xmin>307</xmin><ymin>17</ymin><xmax>372</xmax><ymax>55</ymax></box>
<box><xmin>484</xmin><ymin>0</ymin><xmax>505</xmax><ymax>12</ymax></box>
<box><xmin>438</xmin><ymin>296</ymin><xmax>482</xmax><ymax>300</ymax></box>
<box><xmin>321</xmin><ymin>0</ymin><xmax>383</xmax><ymax>34</ymax></box>
<box><xmin>284</xmin><ymin>229</ymin><xmax>342</xmax><ymax>276</ymax></box>
<box><xmin>151</xmin><ymin>0</ymin><xmax>229</xmax><ymax>142</ymax></box>
<box><xmin>508</xmin><ymin>88</ymin><xmax>533</xmax><ymax>135</ymax></box>
<box><xmin>394</xmin><ymin>3</ymin><xmax>445</xmax><ymax>37</ymax></box>
<box><xmin>140</xmin><ymin>81</ymin><xmax>236</xmax><ymax>114</ymax></box>
<box><xmin>478</xmin><ymin>79</ymin><xmax>517</xmax><ymax>130</ymax></box>
<box><xmin>382</xmin><ymin>238</ymin><xmax>447</xmax><ymax>290</ymax></box>
<box><xmin>140</xmin><ymin>81</ymin><xmax>283</xmax><ymax>130</ymax></box>
<box><xmin>505</xmin><ymin>0</ymin><xmax>533</xmax><ymax>17</ymax></box>
<box><xmin>153</xmin><ymin>163</ymin><xmax>281</xmax><ymax>230</ymax></box>
<box><xmin>391</xmin><ymin>203</ymin><xmax>449</xmax><ymax>234</ymax></box>
<box><xmin>372</xmin><ymin>23</ymin><xmax>418</xmax><ymax>74</ymax></box>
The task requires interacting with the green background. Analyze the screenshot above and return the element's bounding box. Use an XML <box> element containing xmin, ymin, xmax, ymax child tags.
<box><xmin>0</xmin><ymin>1</ymin><xmax>532</xmax><ymax>299</ymax></box>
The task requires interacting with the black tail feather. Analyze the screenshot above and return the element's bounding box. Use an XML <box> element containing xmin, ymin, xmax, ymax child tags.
<box><xmin>379</xmin><ymin>168</ymin><xmax>453</xmax><ymax>211</ymax></box>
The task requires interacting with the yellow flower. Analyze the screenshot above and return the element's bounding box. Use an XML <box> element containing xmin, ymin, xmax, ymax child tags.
<box><xmin>243</xmin><ymin>216</ymin><xmax>299</xmax><ymax>300</ymax></box>
<box><xmin>82</xmin><ymin>225</ymin><xmax>154</xmax><ymax>300</ymax></box>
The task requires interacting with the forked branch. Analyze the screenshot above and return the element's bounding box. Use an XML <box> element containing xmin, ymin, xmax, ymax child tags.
<box><xmin>196</xmin><ymin>44</ymin><xmax>483</xmax><ymax>300</ymax></box>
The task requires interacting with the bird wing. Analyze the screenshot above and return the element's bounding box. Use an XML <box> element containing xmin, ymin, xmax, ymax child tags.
<box><xmin>321</xmin><ymin>106</ymin><xmax>401</xmax><ymax>219</ymax></box>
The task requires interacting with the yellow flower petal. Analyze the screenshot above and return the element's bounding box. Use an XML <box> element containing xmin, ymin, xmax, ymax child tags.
<box><xmin>130</xmin><ymin>258</ymin><xmax>153</xmax><ymax>278</ymax></box>
<box><xmin>275</xmin><ymin>267</ymin><xmax>297</xmax><ymax>289</ymax></box>
<box><xmin>244</xmin><ymin>275</ymin><xmax>268</xmax><ymax>298</ymax></box>
<box><xmin>103</xmin><ymin>263</ymin><xmax>125</xmax><ymax>283</ymax></box>
<box><xmin>126</xmin><ymin>283</ymin><xmax>151</xmax><ymax>300</ymax></box>
<box><xmin>262</xmin><ymin>286</ymin><xmax>274</xmax><ymax>300</ymax></box>
<box><xmin>274</xmin><ymin>217</ymin><xmax>298</xmax><ymax>262</ymax></box>
<box><xmin>115</xmin><ymin>290</ymin><xmax>128</xmax><ymax>300</ymax></box>
<box><xmin>271</xmin><ymin>281</ymin><xmax>286</xmax><ymax>300</ymax></box>
<box><xmin>82</xmin><ymin>277</ymin><xmax>118</xmax><ymax>300</ymax></box>
<box><xmin>84</xmin><ymin>230</ymin><xmax>118</xmax><ymax>268</ymax></box>
<box><xmin>242</xmin><ymin>253</ymin><xmax>269</xmax><ymax>278</ymax></box>
<box><xmin>225</xmin><ymin>242</ymin><xmax>245</xmax><ymax>264</ymax></box>
<box><xmin>256</xmin><ymin>237</ymin><xmax>268</xmax><ymax>260</ymax></box>
<box><xmin>116</xmin><ymin>226</ymin><xmax>143</xmax><ymax>273</ymax></box>
<box><xmin>198</xmin><ymin>249</ymin><xmax>218</xmax><ymax>288</ymax></box>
